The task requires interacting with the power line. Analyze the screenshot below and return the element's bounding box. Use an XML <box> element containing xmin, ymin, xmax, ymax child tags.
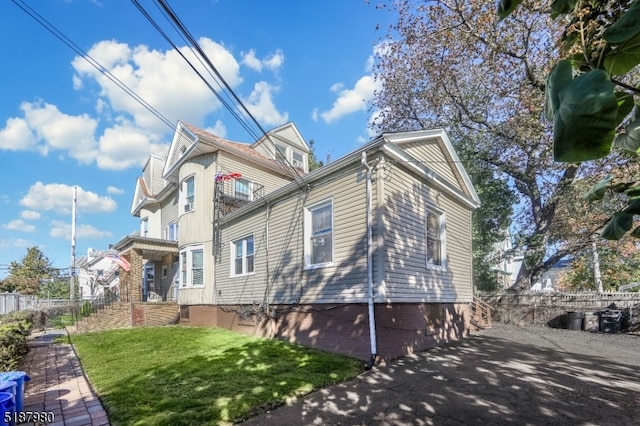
<box><xmin>146</xmin><ymin>0</ymin><xmax>306</xmax><ymax>184</ymax></box>
<box><xmin>10</xmin><ymin>0</ymin><xmax>176</xmax><ymax>133</ymax></box>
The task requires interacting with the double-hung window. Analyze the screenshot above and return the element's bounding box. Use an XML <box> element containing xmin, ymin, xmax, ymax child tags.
<box><xmin>180</xmin><ymin>245</ymin><xmax>204</xmax><ymax>286</ymax></box>
<box><xmin>165</xmin><ymin>222</ymin><xmax>178</xmax><ymax>241</ymax></box>
<box><xmin>426</xmin><ymin>207</ymin><xmax>446</xmax><ymax>268</ymax></box>
<box><xmin>304</xmin><ymin>199</ymin><xmax>333</xmax><ymax>268</ymax></box>
<box><xmin>232</xmin><ymin>235</ymin><xmax>254</xmax><ymax>276</ymax></box>
<box><xmin>140</xmin><ymin>217</ymin><xmax>149</xmax><ymax>237</ymax></box>
<box><xmin>234</xmin><ymin>178</ymin><xmax>251</xmax><ymax>201</ymax></box>
<box><xmin>182</xmin><ymin>175</ymin><xmax>195</xmax><ymax>213</ymax></box>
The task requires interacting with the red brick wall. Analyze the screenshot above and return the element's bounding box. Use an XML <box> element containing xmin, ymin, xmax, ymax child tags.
<box><xmin>179</xmin><ymin>302</ymin><xmax>470</xmax><ymax>360</ymax></box>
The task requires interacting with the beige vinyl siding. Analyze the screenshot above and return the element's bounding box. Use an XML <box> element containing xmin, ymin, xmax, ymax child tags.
<box><xmin>217</xmin><ymin>162</ymin><xmax>370</xmax><ymax>305</ymax></box>
<box><xmin>178</xmin><ymin>153</ymin><xmax>216</xmax><ymax>246</ymax></box>
<box><xmin>383</xmin><ymin>165</ymin><xmax>473</xmax><ymax>303</ymax></box>
<box><xmin>160</xmin><ymin>191</ymin><xmax>178</xmax><ymax>237</ymax></box>
<box><xmin>276</xmin><ymin>164</ymin><xmax>369</xmax><ymax>304</ymax></box>
<box><xmin>215</xmin><ymin>210</ymin><xmax>268</xmax><ymax>305</ymax></box>
<box><xmin>139</xmin><ymin>206</ymin><xmax>161</xmax><ymax>239</ymax></box>
<box><xmin>399</xmin><ymin>140</ymin><xmax>459</xmax><ymax>189</ymax></box>
<box><xmin>177</xmin><ymin>240</ymin><xmax>216</xmax><ymax>305</ymax></box>
<box><xmin>217</xmin><ymin>151</ymin><xmax>292</xmax><ymax>196</ymax></box>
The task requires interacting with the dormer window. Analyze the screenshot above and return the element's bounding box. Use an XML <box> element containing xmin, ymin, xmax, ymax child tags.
<box><xmin>275</xmin><ymin>144</ymin><xmax>287</xmax><ymax>160</ymax></box>
<box><xmin>292</xmin><ymin>151</ymin><xmax>304</xmax><ymax>169</ymax></box>
<box><xmin>274</xmin><ymin>143</ymin><xmax>307</xmax><ymax>172</ymax></box>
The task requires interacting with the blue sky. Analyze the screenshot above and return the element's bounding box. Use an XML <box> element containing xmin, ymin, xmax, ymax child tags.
<box><xmin>0</xmin><ymin>0</ymin><xmax>396</xmax><ymax>278</ymax></box>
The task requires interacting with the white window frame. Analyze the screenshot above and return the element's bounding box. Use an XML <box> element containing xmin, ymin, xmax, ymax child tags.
<box><xmin>165</xmin><ymin>222</ymin><xmax>178</xmax><ymax>241</ymax></box>
<box><xmin>180</xmin><ymin>245</ymin><xmax>204</xmax><ymax>287</ymax></box>
<box><xmin>425</xmin><ymin>205</ymin><xmax>446</xmax><ymax>270</ymax></box>
<box><xmin>231</xmin><ymin>235</ymin><xmax>255</xmax><ymax>277</ymax></box>
<box><xmin>234</xmin><ymin>178</ymin><xmax>252</xmax><ymax>201</ymax></box>
<box><xmin>292</xmin><ymin>150</ymin><xmax>305</xmax><ymax>169</ymax></box>
<box><xmin>140</xmin><ymin>217</ymin><xmax>149</xmax><ymax>237</ymax></box>
<box><xmin>304</xmin><ymin>198</ymin><xmax>334</xmax><ymax>269</ymax></box>
<box><xmin>181</xmin><ymin>175</ymin><xmax>195</xmax><ymax>213</ymax></box>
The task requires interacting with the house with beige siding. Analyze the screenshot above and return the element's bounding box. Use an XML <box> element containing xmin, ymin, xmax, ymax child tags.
<box><xmin>116</xmin><ymin>120</ymin><xmax>480</xmax><ymax>362</ymax></box>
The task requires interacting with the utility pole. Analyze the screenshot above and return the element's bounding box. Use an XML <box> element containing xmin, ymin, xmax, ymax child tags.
<box><xmin>70</xmin><ymin>185</ymin><xmax>77</xmax><ymax>301</ymax></box>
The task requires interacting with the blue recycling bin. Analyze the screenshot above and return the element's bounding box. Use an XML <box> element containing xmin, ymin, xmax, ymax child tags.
<box><xmin>0</xmin><ymin>381</ymin><xmax>15</xmax><ymax>410</ymax></box>
<box><xmin>0</xmin><ymin>372</ymin><xmax>29</xmax><ymax>413</ymax></box>
<box><xmin>0</xmin><ymin>392</ymin><xmax>14</xmax><ymax>426</ymax></box>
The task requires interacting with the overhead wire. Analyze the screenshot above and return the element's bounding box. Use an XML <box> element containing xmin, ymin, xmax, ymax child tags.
<box><xmin>10</xmin><ymin>0</ymin><xmax>176</xmax><ymax>133</ymax></box>
<box><xmin>149</xmin><ymin>0</ymin><xmax>306</xmax><ymax>184</ymax></box>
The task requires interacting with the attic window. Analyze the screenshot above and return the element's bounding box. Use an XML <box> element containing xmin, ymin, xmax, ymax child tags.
<box><xmin>275</xmin><ymin>144</ymin><xmax>287</xmax><ymax>160</ymax></box>
<box><xmin>292</xmin><ymin>151</ymin><xmax>304</xmax><ymax>168</ymax></box>
<box><xmin>180</xmin><ymin>145</ymin><xmax>187</xmax><ymax>154</ymax></box>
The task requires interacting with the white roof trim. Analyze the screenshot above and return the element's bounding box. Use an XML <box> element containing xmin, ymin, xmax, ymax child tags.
<box><xmin>382</xmin><ymin>129</ymin><xmax>480</xmax><ymax>208</ymax></box>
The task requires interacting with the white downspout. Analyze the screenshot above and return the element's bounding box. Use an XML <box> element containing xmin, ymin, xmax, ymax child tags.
<box><xmin>362</xmin><ymin>152</ymin><xmax>378</xmax><ymax>369</ymax></box>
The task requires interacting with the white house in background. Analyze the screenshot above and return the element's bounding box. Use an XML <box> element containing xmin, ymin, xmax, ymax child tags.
<box><xmin>490</xmin><ymin>230</ymin><xmax>523</xmax><ymax>289</ymax></box>
<box><xmin>75</xmin><ymin>248</ymin><xmax>120</xmax><ymax>300</ymax></box>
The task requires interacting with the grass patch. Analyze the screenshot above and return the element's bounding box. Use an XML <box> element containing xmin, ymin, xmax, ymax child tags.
<box><xmin>50</xmin><ymin>313</ymin><xmax>74</xmax><ymax>329</ymax></box>
<box><xmin>71</xmin><ymin>326</ymin><xmax>362</xmax><ymax>425</ymax></box>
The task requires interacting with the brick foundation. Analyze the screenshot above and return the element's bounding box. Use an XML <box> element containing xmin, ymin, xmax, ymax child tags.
<box><xmin>179</xmin><ymin>302</ymin><xmax>469</xmax><ymax>360</ymax></box>
<box><xmin>72</xmin><ymin>302</ymin><xmax>179</xmax><ymax>333</ymax></box>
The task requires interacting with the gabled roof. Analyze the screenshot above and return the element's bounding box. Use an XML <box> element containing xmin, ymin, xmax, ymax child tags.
<box><xmin>162</xmin><ymin>121</ymin><xmax>294</xmax><ymax>182</ymax></box>
<box><xmin>381</xmin><ymin>129</ymin><xmax>480</xmax><ymax>208</ymax></box>
<box><xmin>220</xmin><ymin>128</ymin><xmax>480</xmax><ymax>225</ymax></box>
<box><xmin>252</xmin><ymin>122</ymin><xmax>310</xmax><ymax>153</ymax></box>
<box><xmin>131</xmin><ymin>155</ymin><xmax>175</xmax><ymax>216</ymax></box>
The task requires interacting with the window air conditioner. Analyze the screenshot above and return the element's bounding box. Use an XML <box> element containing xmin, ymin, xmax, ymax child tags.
<box><xmin>292</xmin><ymin>159</ymin><xmax>303</xmax><ymax>168</ymax></box>
<box><xmin>184</xmin><ymin>203</ymin><xmax>194</xmax><ymax>212</ymax></box>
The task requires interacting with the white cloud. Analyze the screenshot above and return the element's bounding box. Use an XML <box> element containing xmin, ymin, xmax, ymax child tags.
<box><xmin>264</xmin><ymin>50</ymin><xmax>284</xmax><ymax>71</ymax></box>
<box><xmin>20</xmin><ymin>182</ymin><xmax>117</xmax><ymax>214</ymax></box>
<box><xmin>21</xmin><ymin>210</ymin><xmax>41</xmax><ymax>220</ymax></box>
<box><xmin>244</xmin><ymin>82</ymin><xmax>288</xmax><ymax>126</ymax></box>
<box><xmin>22</xmin><ymin>102</ymin><xmax>99</xmax><ymax>163</ymax></box>
<box><xmin>106</xmin><ymin>186</ymin><xmax>124</xmax><ymax>195</ymax></box>
<box><xmin>204</xmin><ymin>120</ymin><xmax>227</xmax><ymax>138</ymax></box>
<box><xmin>50</xmin><ymin>220</ymin><xmax>113</xmax><ymax>240</ymax></box>
<box><xmin>0</xmin><ymin>239</ymin><xmax>32</xmax><ymax>249</ymax></box>
<box><xmin>242</xmin><ymin>49</ymin><xmax>284</xmax><ymax>73</ymax></box>
<box><xmin>0</xmin><ymin>117</ymin><xmax>39</xmax><ymax>151</ymax></box>
<box><xmin>3</xmin><ymin>220</ymin><xmax>36</xmax><ymax>233</ymax></box>
<box><xmin>316</xmin><ymin>75</ymin><xmax>380</xmax><ymax>124</ymax></box>
<box><xmin>72</xmin><ymin>38</ymin><xmax>242</xmax><ymax>135</ymax></box>
<box><xmin>242</xmin><ymin>49</ymin><xmax>263</xmax><ymax>72</ymax></box>
<box><xmin>95</xmin><ymin>121</ymin><xmax>168</xmax><ymax>170</ymax></box>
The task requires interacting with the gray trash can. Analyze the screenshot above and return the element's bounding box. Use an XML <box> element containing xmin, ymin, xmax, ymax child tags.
<box><xmin>567</xmin><ymin>311</ymin><xmax>584</xmax><ymax>330</ymax></box>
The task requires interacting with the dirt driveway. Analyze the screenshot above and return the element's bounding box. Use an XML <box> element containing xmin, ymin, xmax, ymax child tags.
<box><xmin>241</xmin><ymin>324</ymin><xmax>640</xmax><ymax>425</ymax></box>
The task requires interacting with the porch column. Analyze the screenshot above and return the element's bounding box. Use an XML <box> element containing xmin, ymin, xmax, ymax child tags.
<box><xmin>129</xmin><ymin>249</ymin><xmax>144</xmax><ymax>302</ymax></box>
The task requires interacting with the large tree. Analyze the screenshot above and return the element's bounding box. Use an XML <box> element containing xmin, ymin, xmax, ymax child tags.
<box><xmin>371</xmin><ymin>0</ymin><xmax>597</xmax><ymax>289</ymax></box>
<box><xmin>500</xmin><ymin>0</ymin><xmax>640</xmax><ymax>242</ymax></box>
<box><xmin>0</xmin><ymin>246</ymin><xmax>57</xmax><ymax>295</ymax></box>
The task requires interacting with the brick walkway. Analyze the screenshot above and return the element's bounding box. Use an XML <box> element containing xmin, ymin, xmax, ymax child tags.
<box><xmin>19</xmin><ymin>330</ymin><xmax>110</xmax><ymax>426</ymax></box>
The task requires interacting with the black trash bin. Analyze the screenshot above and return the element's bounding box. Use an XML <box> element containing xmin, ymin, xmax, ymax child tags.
<box><xmin>599</xmin><ymin>309</ymin><xmax>622</xmax><ymax>333</ymax></box>
<box><xmin>567</xmin><ymin>311</ymin><xmax>584</xmax><ymax>331</ymax></box>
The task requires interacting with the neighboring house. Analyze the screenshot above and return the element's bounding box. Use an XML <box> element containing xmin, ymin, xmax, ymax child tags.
<box><xmin>490</xmin><ymin>230</ymin><xmax>523</xmax><ymax>289</ymax></box>
<box><xmin>75</xmin><ymin>248</ymin><xmax>120</xmax><ymax>300</ymax></box>
<box><xmin>114</xmin><ymin>121</ymin><xmax>480</xmax><ymax>361</ymax></box>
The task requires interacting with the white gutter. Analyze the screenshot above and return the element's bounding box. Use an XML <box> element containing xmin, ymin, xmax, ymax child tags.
<box><xmin>362</xmin><ymin>152</ymin><xmax>378</xmax><ymax>369</ymax></box>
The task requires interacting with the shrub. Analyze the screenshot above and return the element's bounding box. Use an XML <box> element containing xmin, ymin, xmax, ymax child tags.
<box><xmin>0</xmin><ymin>310</ymin><xmax>35</xmax><ymax>371</ymax></box>
<box><xmin>79</xmin><ymin>301</ymin><xmax>93</xmax><ymax>317</ymax></box>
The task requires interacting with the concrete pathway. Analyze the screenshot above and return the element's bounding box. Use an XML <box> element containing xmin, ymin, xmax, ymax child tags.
<box><xmin>19</xmin><ymin>329</ymin><xmax>110</xmax><ymax>426</ymax></box>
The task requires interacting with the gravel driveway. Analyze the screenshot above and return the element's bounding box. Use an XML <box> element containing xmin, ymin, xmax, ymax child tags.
<box><xmin>241</xmin><ymin>324</ymin><xmax>640</xmax><ymax>425</ymax></box>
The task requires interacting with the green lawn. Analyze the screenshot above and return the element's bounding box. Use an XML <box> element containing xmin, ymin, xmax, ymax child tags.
<box><xmin>71</xmin><ymin>326</ymin><xmax>362</xmax><ymax>425</ymax></box>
